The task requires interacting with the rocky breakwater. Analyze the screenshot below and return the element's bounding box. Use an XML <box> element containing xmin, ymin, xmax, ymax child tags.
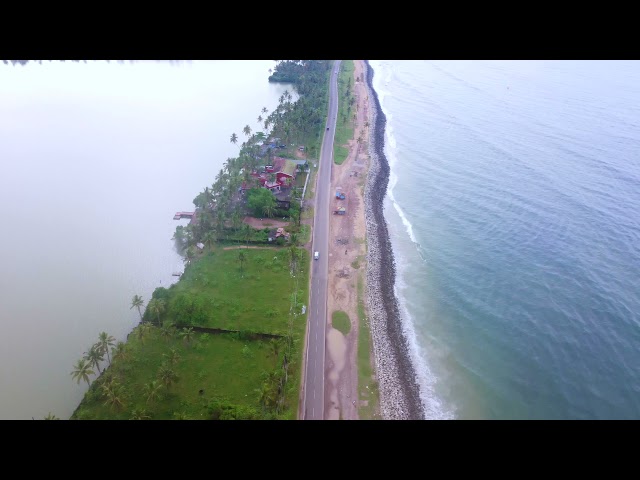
<box><xmin>362</xmin><ymin>60</ymin><xmax>425</xmax><ymax>420</ymax></box>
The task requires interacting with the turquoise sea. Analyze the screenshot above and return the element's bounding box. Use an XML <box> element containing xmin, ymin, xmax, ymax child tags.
<box><xmin>370</xmin><ymin>60</ymin><xmax>640</xmax><ymax>419</ymax></box>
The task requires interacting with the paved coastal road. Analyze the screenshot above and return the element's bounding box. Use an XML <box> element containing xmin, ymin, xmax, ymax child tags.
<box><xmin>303</xmin><ymin>60</ymin><xmax>341</xmax><ymax>420</ymax></box>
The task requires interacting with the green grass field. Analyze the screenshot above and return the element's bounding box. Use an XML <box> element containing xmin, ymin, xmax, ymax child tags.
<box><xmin>72</xmin><ymin>327</ymin><xmax>281</xmax><ymax>420</ymax></box>
<box><xmin>298</xmin><ymin>224</ymin><xmax>311</xmax><ymax>245</ymax></box>
<box><xmin>332</xmin><ymin>310</ymin><xmax>351</xmax><ymax>336</ymax></box>
<box><xmin>334</xmin><ymin>60</ymin><xmax>355</xmax><ymax>165</ymax></box>
<box><xmin>165</xmin><ymin>248</ymin><xmax>309</xmax><ymax>336</ymax></box>
<box><xmin>72</xmin><ymin>246</ymin><xmax>310</xmax><ymax>420</ymax></box>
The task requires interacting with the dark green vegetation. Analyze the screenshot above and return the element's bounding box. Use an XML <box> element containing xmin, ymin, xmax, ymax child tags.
<box><xmin>331</xmin><ymin>310</ymin><xmax>351</xmax><ymax>336</ymax></box>
<box><xmin>71</xmin><ymin>60</ymin><xmax>333</xmax><ymax>420</ymax></box>
<box><xmin>145</xmin><ymin>248</ymin><xmax>309</xmax><ymax>336</ymax></box>
<box><xmin>334</xmin><ymin>60</ymin><xmax>356</xmax><ymax>165</ymax></box>
<box><xmin>72</xmin><ymin>324</ymin><xmax>294</xmax><ymax>419</ymax></box>
<box><xmin>175</xmin><ymin>61</ymin><xmax>332</xmax><ymax>254</ymax></box>
<box><xmin>268</xmin><ymin>60</ymin><xmax>332</xmax><ymax>165</ymax></box>
<box><xmin>72</xmin><ymin>246</ymin><xmax>309</xmax><ymax>420</ymax></box>
<box><xmin>247</xmin><ymin>187</ymin><xmax>277</xmax><ymax>218</ymax></box>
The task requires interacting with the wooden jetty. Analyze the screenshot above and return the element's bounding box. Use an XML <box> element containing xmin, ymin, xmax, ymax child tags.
<box><xmin>173</xmin><ymin>211</ymin><xmax>195</xmax><ymax>220</ymax></box>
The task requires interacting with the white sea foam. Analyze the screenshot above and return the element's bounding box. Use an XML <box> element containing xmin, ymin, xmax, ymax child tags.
<box><xmin>369</xmin><ymin>59</ymin><xmax>453</xmax><ymax>419</ymax></box>
<box><xmin>394</xmin><ymin>278</ymin><xmax>455</xmax><ymax>420</ymax></box>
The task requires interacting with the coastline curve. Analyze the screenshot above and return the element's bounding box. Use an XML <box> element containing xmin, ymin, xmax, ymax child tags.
<box><xmin>363</xmin><ymin>60</ymin><xmax>425</xmax><ymax>420</ymax></box>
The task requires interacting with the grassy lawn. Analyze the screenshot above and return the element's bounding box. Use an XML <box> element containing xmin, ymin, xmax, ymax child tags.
<box><xmin>294</xmin><ymin>171</ymin><xmax>307</xmax><ymax>189</ymax></box>
<box><xmin>298</xmin><ymin>224</ymin><xmax>311</xmax><ymax>245</ymax></box>
<box><xmin>73</xmin><ymin>245</ymin><xmax>311</xmax><ymax>420</ymax></box>
<box><xmin>334</xmin><ymin>146</ymin><xmax>349</xmax><ymax>166</ymax></box>
<box><xmin>334</xmin><ymin>60</ymin><xmax>355</xmax><ymax>165</ymax></box>
<box><xmin>164</xmin><ymin>248</ymin><xmax>309</xmax><ymax>336</ymax></box>
<box><xmin>302</xmin><ymin>206</ymin><xmax>314</xmax><ymax>220</ymax></box>
<box><xmin>331</xmin><ymin>310</ymin><xmax>351</xmax><ymax>336</ymax></box>
<box><xmin>72</xmin><ymin>327</ymin><xmax>281</xmax><ymax>420</ymax></box>
<box><xmin>357</xmin><ymin>273</ymin><xmax>379</xmax><ymax>419</ymax></box>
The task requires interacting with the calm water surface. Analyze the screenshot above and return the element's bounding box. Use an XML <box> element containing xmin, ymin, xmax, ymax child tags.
<box><xmin>0</xmin><ymin>60</ymin><xmax>292</xmax><ymax>419</ymax></box>
<box><xmin>371</xmin><ymin>60</ymin><xmax>640</xmax><ymax>419</ymax></box>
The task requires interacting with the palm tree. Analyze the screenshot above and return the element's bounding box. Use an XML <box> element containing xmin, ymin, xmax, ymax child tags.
<box><xmin>103</xmin><ymin>384</ymin><xmax>126</xmax><ymax>411</ymax></box>
<box><xmin>43</xmin><ymin>412</ymin><xmax>60</xmax><ymax>420</ymax></box>
<box><xmin>262</xmin><ymin>107</ymin><xmax>268</xmax><ymax>115</ymax></box>
<box><xmin>130</xmin><ymin>295</ymin><xmax>144</xmax><ymax>322</ymax></box>
<box><xmin>71</xmin><ymin>358</ymin><xmax>95</xmax><ymax>386</ymax></box>
<box><xmin>243</xmin><ymin>125</ymin><xmax>252</xmax><ymax>138</ymax></box>
<box><xmin>147</xmin><ymin>298</ymin><xmax>165</xmax><ymax>326</ymax></box>
<box><xmin>180</xmin><ymin>327</ymin><xmax>195</xmax><ymax>346</ymax></box>
<box><xmin>163</xmin><ymin>348</ymin><xmax>181</xmax><ymax>367</ymax></box>
<box><xmin>203</xmin><ymin>230</ymin><xmax>216</xmax><ymax>250</ymax></box>
<box><xmin>135</xmin><ymin>323</ymin><xmax>147</xmax><ymax>345</ymax></box>
<box><xmin>97</xmin><ymin>332</ymin><xmax>116</xmax><ymax>366</ymax></box>
<box><xmin>269</xmin><ymin>339</ymin><xmax>280</xmax><ymax>364</ymax></box>
<box><xmin>185</xmin><ymin>246</ymin><xmax>196</xmax><ymax>264</ymax></box>
<box><xmin>111</xmin><ymin>341</ymin><xmax>129</xmax><ymax>365</ymax></box>
<box><xmin>238</xmin><ymin>250</ymin><xmax>246</xmax><ymax>274</ymax></box>
<box><xmin>262</xmin><ymin>203</ymin><xmax>276</xmax><ymax>218</ymax></box>
<box><xmin>160</xmin><ymin>323</ymin><xmax>175</xmax><ymax>343</ymax></box>
<box><xmin>288</xmin><ymin>245</ymin><xmax>298</xmax><ymax>271</ymax></box>
<box><xmin>84</xmin><ymin>344</ymin><xmax>105</xmax><ymax>375</ymax></box>
<box><xmin>257</xmin><ymin>115</ymin><xmax>263</xmax><ymax>124</ymax></box>
<box><xmin>231</xmin><ymin>210</ymin><xmax>243</xmax><ymax>233</ymax></box>
<box><xmin>230</xmin><ymin>132</ymin><xmax>238</xmax><ymax>147</ymax></box>
<box><xmin>158</xmin><ymin>365</ymin><xmax>178</xmax><ymax>390</ymax></box>
<box><xmin>256</xmin><ymin>381</ymin><xmax>278</xmax><ymax>411</ymax></box>
<box><xmin>242</xmin><ymin>223</ymin><xmax>253</xmax><ymax>248</ymax></box>
<box><xmin>143</xmin><ymin>380</ymin><xmax>164</xmax><ymax>405</ymax></box>
<box><xmin>99</xmin><ymin>374</ymin><xmax>119</xmax><ymax>399</ymax></box>
<box><xmin>130</xmin><ymin>409</ymin><xmax>151</xmax><ymax>420</ymax></box>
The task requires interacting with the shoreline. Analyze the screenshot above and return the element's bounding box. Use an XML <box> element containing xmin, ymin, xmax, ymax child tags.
<box><xmin>363</xmin><ymin>61</ymin><xmax>425</xmax><ymax>420</ymax></box>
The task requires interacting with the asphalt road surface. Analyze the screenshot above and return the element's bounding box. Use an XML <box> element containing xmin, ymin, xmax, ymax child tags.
<box><xmin>303</xmin><ymin>60</ymin><xmax>341</xmax><ymax>420</ymax></box>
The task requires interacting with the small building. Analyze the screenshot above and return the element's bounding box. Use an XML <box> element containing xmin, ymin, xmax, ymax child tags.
<box><xmin>265</xmin><ymin>181</ymin><xmax>281</xmax><ymax>192</ymax></box>
<box><xmin>271</xmin><ymin>156</ymin><xmax>298</xmax><ymax>184</ymax></box>
<box><xmin>274</xmin><ymin>191</ymin><xmax>292</xmax><ymax>209</ymax></box>
<box><xmin>267</xmin><ymin>227</ymin><xmax>290</xmax><ymax>242</ymax></box>
<box><xmin>174</xmin><ymin>211</ymin><xmax>195</xmax><ymax>220</ymax></box>
<box><xmin>196</xmin><ymin>242</ymin><xmax>205</xmax><ymax>250</ymax></box>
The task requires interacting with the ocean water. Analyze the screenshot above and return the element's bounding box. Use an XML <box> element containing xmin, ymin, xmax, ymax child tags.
<box><xmin>0</xmin><ymin>60</ymin><xmax>293</xmax><ymax>419</ymax></box>
<box><xmin>370</xmin><ymin>60</ymin><xmax>640</xmax><ymax>419</ymax></box>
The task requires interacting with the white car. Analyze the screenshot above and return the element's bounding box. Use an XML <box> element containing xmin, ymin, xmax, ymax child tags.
<box><xmin>314</xmin><ymin>251</ymin><xmax>319</xmax><ymax>260</ymax></box>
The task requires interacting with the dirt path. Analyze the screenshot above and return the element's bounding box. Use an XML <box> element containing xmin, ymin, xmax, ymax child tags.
<box><xmin>325</xmin><ymin>60</ymin><xmax>373</xmax><ymax>420</ymax></box>
<box><xmin>221</xmin><ymin>246</ymin><xmax>278</xmax><ymax>251</ymax></box>
<box><xmin>242</xmin><ymin>216</ymin><xmax>290</xmax><ymax>229</ymax></box>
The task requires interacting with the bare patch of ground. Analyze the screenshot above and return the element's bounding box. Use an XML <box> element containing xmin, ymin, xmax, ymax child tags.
<box><xmin>325</xmin><ymin>60</ymin><xmax>373</xmax><ymax>420</ymax></box>
<box><xmin>222</xmin><ymin>246</ymin><xmax>278</xmax><ymax>251</ymax></box>
<box><xmin>242</xmin><ymin>216</ymin><xmax>290</xmax><ymax>229</ymax></box>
